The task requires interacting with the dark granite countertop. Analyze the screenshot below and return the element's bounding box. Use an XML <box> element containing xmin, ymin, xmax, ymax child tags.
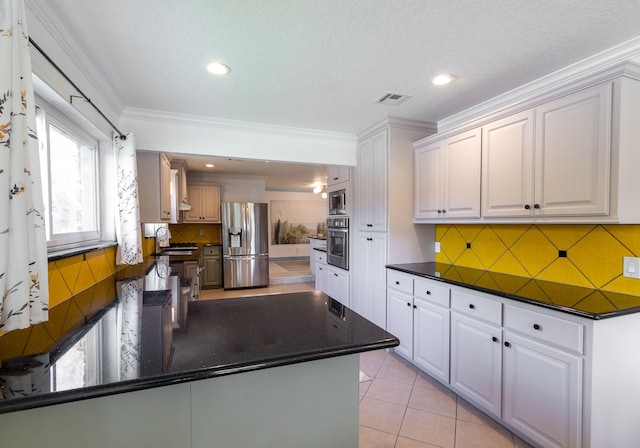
<box><xmin>0</xmin><ymin>260</ymin><xmax>397</xmax><ymax>414</ymax></box>
<box><xmin>386</xmin><ymin>262</ymin><xmax>640</xmax><ymax>320</ymax></box>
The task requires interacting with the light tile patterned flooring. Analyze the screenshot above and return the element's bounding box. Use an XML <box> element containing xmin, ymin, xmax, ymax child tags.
<box><xmin>200</xmin><ymin>271</ymin><xmax>535</xmax><ymax>448</ymax></box>
<box><xmin>359</xmin><ymin>350</ymin><xmax>534</xmax><ymax>448</ymax></box>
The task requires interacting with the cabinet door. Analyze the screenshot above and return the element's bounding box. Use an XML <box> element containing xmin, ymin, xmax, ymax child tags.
<box><xmin>356</xmin><ymin>129</ymin><xmax>388</xmax><ymax>232</ymax></box>
<box><xmin>386</xmin><ymin>289</ymin><xmax>414</xmax><ymax>360</ymax></box>
<box><xmin>316</xmin><ymin>263</ymin><xmax>329</xmax><ymax>295</ymax></box>
<box><xmin>503</xmin><ymin>331</ymin><xmax>582</xmax><ymax>448</ymax></box>
<box><xmin>535</xmin><ymin>82</ymin><xmax>612</xmax><ymax>216</ymax></box>
<box><xmin>413</xmin><ymin>297</ymin><xmax>450</xmax><ymax>384</ymax></box>
<box><xmin>184</xmin><ymin>185</ymin><xmax>203</xmax><ymax>222</ymax></box>
<box><xmin>180</xmin><ymin>163</ymin><xmax>188</xmax><ymax>204</ymax></box>
<box><xmin>352</xmin><ymin>232</ymin><xmax>387</xmax><ymax>328</ymax></box>
<box><xmin>160</xmin><ymin>154</ymin><xmax>172</xmax><ymax>221</ymax></box>
<box><xmin>327</xmin><ymin>165</ymin><xmax>350</xmax><ymax>185</ymax></box>
<box><xmin>330</xmin><ymin>268</ymin><xmax>350</xmax><ymax>307</ymax></box>
<box><xmin>442</xmin><ymin>128</ymin><xmax>482</xmax><ymax>219</ymax></box>
<box><xmin>450</xmin><ymin>312</ymin><xmax>502</xmax><ymax>418</ymax></box>
<box><xmin>203</xmin><ymin>256</ymin><xmax>221</xmax><ymax>286</ymax></box>
<box><xmin>482</xmin><ymin>110</ymin><xmax>535</xmax><ymax>217</ymax></box>
<box><xmin>414</xmin><ymin>141</ymin><xmax>443</xmax><ymax>219</ymax></box>
<box><xmin>201</xmin><ymin>185</ymin><xmax>221</xmax><ymax>222</ymax></box>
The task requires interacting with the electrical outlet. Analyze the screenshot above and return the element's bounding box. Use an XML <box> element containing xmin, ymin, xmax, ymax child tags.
<box><xmin>435</xmin><ymin>242</ymin><xmax>441</xmax><ymax>253</ymax></box>
<box><xmin>623</xmin><ymin>257</ymin><xmax>640</xmax><ymax>279</ymax></box>
<box><xmin>199</xmin><ymin>229</ymin><xmax>204</xmax><ymax>236</ymax></box>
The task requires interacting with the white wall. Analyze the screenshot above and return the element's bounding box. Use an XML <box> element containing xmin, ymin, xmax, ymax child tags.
<box><xmin>266</xmin><ymin>191</ymin><xmax>327</xmax><ymax>259</ymax></box>
<box><xmin>121</xmin><ymin>108</ymin><xmax>357</xmax><ymax>167</ymax></box>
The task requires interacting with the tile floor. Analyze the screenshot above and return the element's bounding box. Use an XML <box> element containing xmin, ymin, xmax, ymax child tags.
<box><xmin>200</xmin><ymin>269</ymin><xmax>535</xmax><ymax>448</ymax></box>
<box><xmin>359</xmin><ymin>350</ymin><xmax>535</xmax><ymax>448</ymax></box>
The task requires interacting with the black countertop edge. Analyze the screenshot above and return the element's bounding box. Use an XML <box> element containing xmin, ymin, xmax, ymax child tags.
<box><xmin>0</xmin><ymin>338</ymin><xmax>398</xmax><ymax>415</ymax></box>
<box><xmin>385</xmin><ymin>264</ymin><xmax>640</xmax><ymax>320</ymax></box>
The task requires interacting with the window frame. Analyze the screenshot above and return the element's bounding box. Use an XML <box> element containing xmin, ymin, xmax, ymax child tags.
<box><xmin>36</xmin><ymin>99</ymin><xmax>103</xmax><ymax>251</ymax></box>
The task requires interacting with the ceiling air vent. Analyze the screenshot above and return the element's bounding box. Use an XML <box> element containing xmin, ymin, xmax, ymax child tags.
<box><xmin>374</xmin><ymin>92</ymin><xmax>411</xmax><ymax>106</ymax></box>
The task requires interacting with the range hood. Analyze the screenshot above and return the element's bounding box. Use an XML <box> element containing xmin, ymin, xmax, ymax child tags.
<box><xmin>178</xmin><ymin>202</ymin><xmax>192</xmax><ymax>211</ymax></box>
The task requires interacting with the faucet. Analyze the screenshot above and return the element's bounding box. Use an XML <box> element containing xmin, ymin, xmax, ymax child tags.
<box><xmin>155</xmin><ymin>225</ymin><xmax>169</xmax><ymax>254</ymax></box>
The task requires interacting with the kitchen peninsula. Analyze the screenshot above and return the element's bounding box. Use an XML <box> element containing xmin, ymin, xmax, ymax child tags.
<box><xmin>0</xmin><ymin>258</ymin><xmax>398</xmax><ymax>448</ymax></box>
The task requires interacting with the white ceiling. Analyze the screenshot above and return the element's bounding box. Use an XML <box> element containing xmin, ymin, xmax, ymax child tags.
<box><xmin>38</xmin><ymin>0</ymin><xmax>640</xmax><ymax>189</ymax></box>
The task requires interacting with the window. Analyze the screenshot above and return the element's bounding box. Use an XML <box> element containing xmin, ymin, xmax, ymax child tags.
<box><xmin>36</xmin><ymin>104</ymin><xmax>101</xmax><ymax>249</ymax></box>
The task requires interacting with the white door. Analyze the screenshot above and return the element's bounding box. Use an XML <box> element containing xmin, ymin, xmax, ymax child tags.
<box><xmin>450</xmin><ymin>312</ymin><xmax>502</xmax><ymax>418</ymax></box>
<box><xmin>443</xmin><ymin>128</ymin><xmax>482</xmax><ymax>219</ymax></box>
<box><xmin>534</xmin><ymin>82</ymin><xmax>612</xmax><ymax>216</ymax></box>
<box><xmin>386</xmin><ymin>289</ymin><xmax>414</xmax><ymax>360</ymax></box>
<box><xmin>413</xmin><ymin>297</ymin><xmax>450</xmax><ymax>384</ymax></box>
<box><xmin>503</xmin><ymin>331</ymin><xmax>582</xmax><ymax>448</ymax></box>
<box><xmin>414</xmin><ymin>141</ymin><xmax>443</xmax><ymax>219</ymax></box>
<box><xmin>482</xmin><ymin>110</ymin><xmax>535</xmax><ymax>217</ymax></box>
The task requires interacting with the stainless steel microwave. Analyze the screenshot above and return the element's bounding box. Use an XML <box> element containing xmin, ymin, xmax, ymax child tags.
<box><xmin>328</xmin><ymin>188</ymin><xmax>346</xmax><ymax>216</ymax></box>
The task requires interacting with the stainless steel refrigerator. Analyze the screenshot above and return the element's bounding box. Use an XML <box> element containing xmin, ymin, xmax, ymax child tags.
<box><xmin>221</xmin><ymin>202</ymin><xmax>269</xmax><ymax>289</ymax></box>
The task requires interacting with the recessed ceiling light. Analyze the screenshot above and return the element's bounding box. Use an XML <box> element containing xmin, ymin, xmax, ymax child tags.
<box><xmin>432</xmin><ymin>74</ymin><xmax>455</xmax><ymax>86</ymax></box>
<box><xmin>205</xmin><ymin>163</ymin><xmax>214</xmax><ymax>168</ymax></box>
<box><xmin>206</xmin><ymin>62</ymin><xmax>231</xmax><ymax>75</ymax></box>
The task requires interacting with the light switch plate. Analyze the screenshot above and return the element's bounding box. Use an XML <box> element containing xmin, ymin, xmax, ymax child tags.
<box><xmin>623</xmin><ymin>257</ymin><xmax>640</xmax><ymax>279</ymax></box>
<box><xmin>435</xmin><ymin>242</ymin><xmax>441</xmax><ymax>253</ymax></box>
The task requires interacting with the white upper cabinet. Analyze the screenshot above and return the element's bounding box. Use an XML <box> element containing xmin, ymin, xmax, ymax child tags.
<box><xmin>416</xmin><ymin>66</ymin><xmax>640</xmax><ymax>223</ymax></box>
<box><xmin>326</xmin><ymin>165</ymin><xmax>350</xmax><ymax>186</ymax></box>
<box><xmin>534</xmin><ymin>82</ymin><xmax>611</xmax><ymax>217</ymax></box>
<box><xmin>414</xmin><ymin>141</ymin><xmax>443</xmax><ymax>219</ymax></box>
<box><xmin>137</xmin><ymin>151</ymin><xmax>172</xmax><ymax>223</ymax></box>
<box><xmin>482</xmin><ymin>83</ymin><xmax>611</xmax><ymax>219</ymax></box>
<box><xmin>355</xmin><ymin>128</ymin><xmax>388</xmax><ymax>232</ymax></box>
<box><xmin>414</xmin><ymin>127</ymin><xmax>482</xmax><ymax>220</ymax></box>
<box><xmin>481</xmin><ymin>110</ymin><xmax>535</xmax><ymax>218</ymax></box>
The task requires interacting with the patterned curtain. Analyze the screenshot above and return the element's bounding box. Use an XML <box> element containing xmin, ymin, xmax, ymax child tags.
<box><xmin>114</xmin><ymin>132</ymin><xmax>143</xmax><ymax>265</ymax></box>
<box><xmin>116</xmin><ymin>278</ymin><xmax>142</xmax><ymax>380</ymax></box>
<box><xmin>0</xmin><ymin>0</ymin><xmax>49</xmax><ymax>332</ymax></box>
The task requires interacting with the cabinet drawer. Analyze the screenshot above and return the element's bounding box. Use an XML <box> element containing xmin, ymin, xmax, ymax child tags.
<box><xmin>503</xmin><ymin>304</ymin><xmax>584</xmax><ymax>353</ymax></box>
<box><xmin>414</xmin><ymin>278</ymin><xmax>450</xmax><ymax>308</ymax></box>
<box><xmin>451</xmin><ymin>289</ymin><xmax>501</xmax><ymax>325</ymax></box>
<box><xmin>387</xmin><ymin>270</ymin><xmax>414</xmax><ymax>295</ymax></box>
<box><xmin>202</xmin><ymin>245</ymin><xmax>221</xmax><ymax>256</ymax></box>
<box><xmin>314</xmin><ymin>250</ymin><xmax>327</xmax><ymax>265</ymax></box>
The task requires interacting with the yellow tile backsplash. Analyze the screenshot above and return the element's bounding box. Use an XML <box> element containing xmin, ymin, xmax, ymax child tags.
<box><xmin>0</xmin><ymin>225</ymin><xmax>219</xmax><ymax>362</ymax></box>
<box><xmin>169</xmin><ymin>223</ymin><xmax>222</xmax><ymax>244</ymax></box>
<box><xmin>0</xmin><ymin>235</ymin><xmax>150</xmax><ymax>362</ymax></box>
<box><xmin>436</xmin><ymin>224</ymin><xmax>640</xmax><ymax>295</ymax></box>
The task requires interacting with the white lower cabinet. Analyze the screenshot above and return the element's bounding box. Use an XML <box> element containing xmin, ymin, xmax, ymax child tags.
<box><xmin>503</xmin><ymin>331</ymin><xmax>582</xmax><ymax>448</ymax></box>
<box><xmin>386</xmin><ymin>271</ymin><xmax>450</xmax><ymax>384</ymax></box>
<box><xmin>502</xmin><ymin>304</ymin><xmax>583</xmax><ymax>448</ymax></box>
<box><xmin>450</xmin><ymin>289</ymin><xmax>502</xmax><ymax>419</ymax></box>
<box><xmin>385</xmin><ymin>269</ymin><xmax>600</xmax><ymax>448</ymax></box>
<box><xmin>315</xmin><ymin>251</ymin><xmax>349</xmax><ymax>307</ymax></box>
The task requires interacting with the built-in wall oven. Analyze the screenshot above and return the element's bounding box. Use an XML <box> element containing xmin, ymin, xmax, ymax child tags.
<box><xmin>326</xmin><ymin>217</ymin><xmax>349</xmax><ymax>270</ymax></box>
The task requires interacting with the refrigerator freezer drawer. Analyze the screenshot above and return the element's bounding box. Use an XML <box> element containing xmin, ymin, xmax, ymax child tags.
<box><xmin>223</xmin><ymin>255</ymin><xmax>269</xmax><ymax>289</ymax></box>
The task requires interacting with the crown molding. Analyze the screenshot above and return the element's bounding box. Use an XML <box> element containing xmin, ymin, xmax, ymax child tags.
<box><xmin>121</xmin><ymin>107</ymin><xmax>357</xmax><ymax>142</ymax></box>
<box><xmin>25</xmin><ymin>1</ymin><xmax>124</xmax><ymax>122</ymax></box>
<box><xmin>357</xmin><ymin>116</ymin><xmax>437</xmax><ymax>141</ymax></box>
<box><xmin>438</xmin><ymin>36</ymin><xmax>640</xmax><ymax>133</ymax></box>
